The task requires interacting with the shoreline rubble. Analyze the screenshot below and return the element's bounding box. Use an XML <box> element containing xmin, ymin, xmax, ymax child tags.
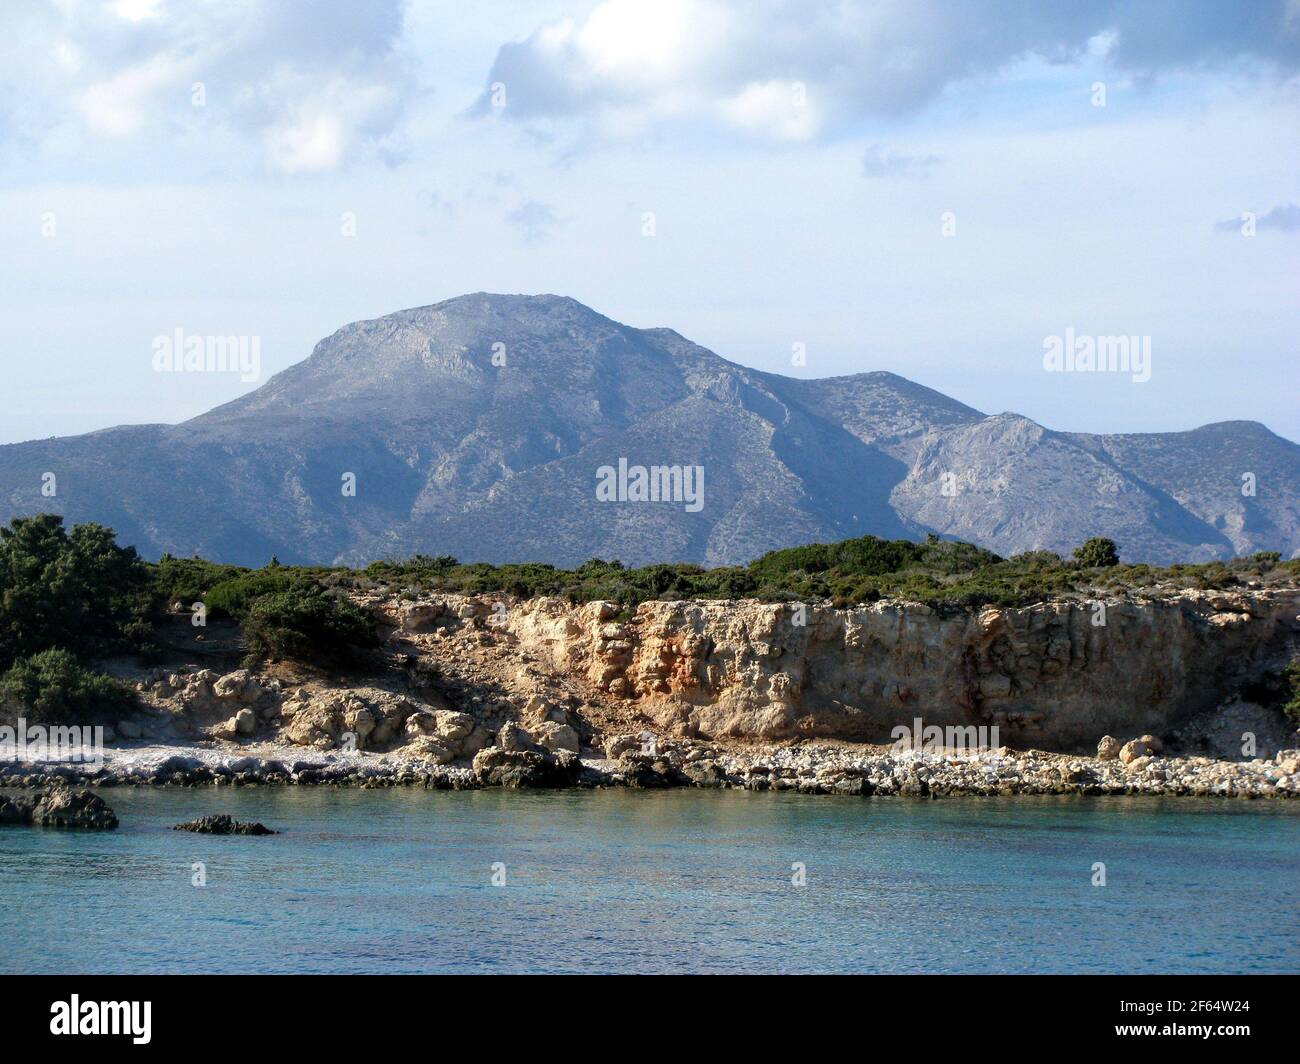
<box><xmin>2</xmin><ymin>736</ymin><xmax>1296</xmax><ymax>799</ymax></box>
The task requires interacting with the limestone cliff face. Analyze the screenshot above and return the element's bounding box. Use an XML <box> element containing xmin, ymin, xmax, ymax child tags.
<box><xmin>501</xmin><ymin>589</ymin><xmax>1300</xmax><ymax>751</ymax></box>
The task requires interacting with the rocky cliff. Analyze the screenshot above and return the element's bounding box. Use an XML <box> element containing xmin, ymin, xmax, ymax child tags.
<box><xmin>494</xmin><ymin>588</ymin><xmax>1300</xmax><ymax>752</ymax></box>
<box><xmin>8</xmin><ymin>587</ymin><xmax>1299</xmax><ymax>798</ymax></box>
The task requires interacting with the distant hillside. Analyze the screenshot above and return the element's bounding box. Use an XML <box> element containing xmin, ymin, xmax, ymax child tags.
<box><xmin>2</xmin><ymin>293</ymin><xmax>1297</xmax><ymax>566</ymax></box>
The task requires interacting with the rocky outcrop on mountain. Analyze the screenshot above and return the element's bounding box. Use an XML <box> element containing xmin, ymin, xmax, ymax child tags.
<box><xmin>2</xmin><ymin>293</ymin><xmax>1296</xmax><ymax>567</ymax></box>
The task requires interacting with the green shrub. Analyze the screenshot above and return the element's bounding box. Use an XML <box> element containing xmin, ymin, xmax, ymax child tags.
<box><xmin>242</xmin><ymin>586</ymin><xmax>379</xmax><ymax>666</ymax></box>
<box><xmin>0</xmin><ymin>515</ymin><xmax>151</xmax><ymax>669</ymax></box>
<box><xmin>1073</xmin><ymin>537</ymin><xmax>1120</xmax><ymax>568</ymax></box>
<box><xmin>205</xmin><ymin>569</ymin><xmax>315</xmax><ymax>619</ymax></box>
<box><xmin>151</xmin><ymin>555</ymin><xmax>247</xmax><ymax>606</ymax></box>
<box><xmin>0</xmin><ymin>648</ymin><xmax>135</xmax><ymax>724</ymax></box>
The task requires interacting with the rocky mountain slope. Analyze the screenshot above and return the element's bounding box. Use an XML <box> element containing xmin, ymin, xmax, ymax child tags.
<box><xmin>2</xmin><ymin>293</ymin><xmax>1297</xmax><ymax>566</ymax></box>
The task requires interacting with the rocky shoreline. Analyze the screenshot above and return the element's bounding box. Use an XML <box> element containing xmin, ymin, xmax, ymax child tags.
<box><xmin>2</xmin><ymin>735</ymin><xmax>1297</xmax><ymax>800</ymax></box>
<box><xmin>4</xmin><ymin>586</ymin><xmax>1298</xmax><ymax>806</ymax></box>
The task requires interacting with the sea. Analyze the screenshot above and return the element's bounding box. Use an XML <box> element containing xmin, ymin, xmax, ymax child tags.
<box><xmin>2</xmin><ymin>787</ymin><xmax>1297</xmax><ymax>974</ymax></box>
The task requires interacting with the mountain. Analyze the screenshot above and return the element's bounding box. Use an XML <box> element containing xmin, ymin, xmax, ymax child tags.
<box><xmin>2</xmin><ymin>293</ymin><xmax>1298</xmax><ymax>567</ymax></box>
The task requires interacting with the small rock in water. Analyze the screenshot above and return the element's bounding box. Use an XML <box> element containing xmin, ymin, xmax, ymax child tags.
<box><xmin>172</xmin><ymin>814</ymin><xmax>278</xmax><ymax>835</ymax></box>
<box><xmin>0</xmin><ymin>782</ymin><xmax>119</xmax><ymax>830</ymax></box>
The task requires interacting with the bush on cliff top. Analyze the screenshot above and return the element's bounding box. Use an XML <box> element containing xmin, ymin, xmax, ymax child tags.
<box><xmin>241</xmin><ymin>586</ymin><xmax>379</xmax><ymax>667</ymax></box>
<box><xmin>0</xmin><ymin>648</ymin><xmax>135</xmax><ymax>724</ymax></box>
<box><xmin>203</xmin><ymin>569</ymin><xmax>319</xmax><ymax>619</ymax></box>
<box><xmin>1073</xmin><ymin>537</ymin><xmax>1121</xmax><ymax>568</ymax></box>
<box><xmin>349</xmin><ymin>534</ymin><xmax>1295</xmax><ymax>611</ymax></box>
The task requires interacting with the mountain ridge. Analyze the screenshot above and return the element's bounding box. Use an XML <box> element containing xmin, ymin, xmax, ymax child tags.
<box><xmin>2</xmin><ymin>292</ymin><xmax>1296</xmax><ymax>567</ymax></box>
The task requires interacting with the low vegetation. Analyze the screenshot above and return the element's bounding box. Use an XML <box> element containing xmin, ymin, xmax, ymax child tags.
<box><xmin>1</xmin><ymin>515</ymin><xmax>1296</xmax><ymax>722</ymax></box>
<box><xmin>0</xmin><ymin>647</ymin><xmax>134</xmax><ymax>724</ymax></box>
<box><xmin>240</xmin><ymin>587</ymin><xmax>379</xmax><ymax>667</ymax></box>
<box><xmin>350</xmin><ymin>533</ymin><xmax>1296</xmax><ymax>613</ymax></box>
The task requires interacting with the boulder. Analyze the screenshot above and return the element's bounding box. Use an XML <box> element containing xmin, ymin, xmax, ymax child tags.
<box><xmin>617</xmin><ymin>751</ymin><xmax>686</xmax><ymax>789</ymax></box>
<box><xmin>367</xmin><ymin>697</ymin><xmax>418</xmax><ymax>746</ymax></box>
<box><xmin>342</xmin><ymin>705</ymin><xmax>375</xmax><ymax>746</ymax></box>
<box><xmin>524</xmin><ymin>694</ymin><xmax>566</xmax><ymax>724</ymax></box>
<box><xmin>213</xmin><ymin>670</ymin><xmax>266</xmax><ymax>704</ymax></box>
<box><xmin>400</xmin><ymin>602</ymin><xmax>443</xmax><ymax>631</ymax></box>
<box><xmin>234</xmin><ymin>708</ymin><xmax>257</xmax><ymax>736</ymax></box>
<box><xmin>471</xmin><ymin>747</ymin><xmax>581</xmax><ymax>788</ymax></box>
<box><xmin>1096</xmin><ymin>735</ymin><xmax>1121</xmax><ymax>761</ymax></box>
<box><xmin>210</xmin><ymin>716</ymin><xmax>239</xmax><ymax>741</ymax></box>
<box><xmin>1119</xmin><ymin>738</ymin><xmax>1151</xmax><ymax>764</ymax></box>
<box><xmin>1138</xmin><ymin>733</ymin><xmax>1164</xmax><ymax>754</ymax></box>
<box><xmin>117</xmin><ymin>719</ymin><xmax>143</xmax><ymax>740</ymax></box>
<box><xmin>534</xmin><ymin>721</ymin><xmax>580</xmax><ymax>754</ymax></box>
<box><xmin>407</xmin><ymin>737</ymin><xmax>455</xmax><ymax>765</ymax></box>
<box><xmin>283</xmin><ymin>702</ymin><xmax>343</xmax><ymax>750</ymax></box>
<box><xmin>497</xmin><ymin>721</ymin><xmax>533</xmax><ymax>752</ymax></box>
<box><xmin>603</xmin><ymin>734</ymin><xmax>641</xmax><ymax>759</ymax></box>
<box><xmin>431</xmin><ymin>710</ymin><xmax>474</xmax><ymax>742</ymax></box>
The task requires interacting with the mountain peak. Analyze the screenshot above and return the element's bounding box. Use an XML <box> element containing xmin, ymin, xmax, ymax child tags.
<box><xmin>2</xmin><ymin>295</ymin><xmax>1296</xmax><ymax>568</ymax></box>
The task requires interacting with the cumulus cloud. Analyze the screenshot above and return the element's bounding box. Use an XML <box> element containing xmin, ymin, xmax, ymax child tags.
<box><xmin>0</xmin><ymin>0</ymin><xmax>414</xmax><ymax>173</ymax></box>
<box><xmin>471</xmin><ymin>0</ymin><xmax>1300</xmax><ymax>143</ymax></box>
<box><xmin>1215</xmin><ymin>203</ymin><xmax>1300</xmax><ymax>234</ymax></box>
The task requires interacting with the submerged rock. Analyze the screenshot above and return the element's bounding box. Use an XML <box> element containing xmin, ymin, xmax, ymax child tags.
<box><xmin>172</xmin><ymin>814</ymin><xmax>278</xmax><ymax>835</ymax></box>
<box><xmin>0</xmin><ymin>783</ymin><xmax>119</xmax><ymax>830</ymax></box>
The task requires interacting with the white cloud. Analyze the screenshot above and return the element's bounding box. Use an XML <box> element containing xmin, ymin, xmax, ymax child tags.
<box><xmin>259</xmin><ymin>75</ymin><xmax>404</xmax><ymax>174</ymax></box>
<box><xmin>1</xmin><ymin>0</ymin><xmax>414</xmax><ymax>174</ymax></box>
<box><xmin>474</xmin><ymin>0</ymin><xmax>1300</xmax><ymax>143</ymax></box>
<box><xmin>572</xmin><ymin>0</ymin><xmax>729</xmax><ymax>84</ymax></box>
<box><xmin>80</xmin><ymin>53</ymin><xmax>188</xmax><ymax>137</ymax></box>
<box><xmin>719</xmin><ymin>80</ymin><xmax>821</xmax><ymax>141</ymax></box>
<box><xmin>111</xmin><ymin>0</ymin><xmax>163</xmax><ymax>22</ymax></box>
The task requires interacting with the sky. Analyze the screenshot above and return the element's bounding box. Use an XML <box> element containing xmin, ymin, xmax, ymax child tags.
<box><xmin>0</xmin><ymin>0</ymin><xmax>1297</xmax><ymax>446</ymax></box>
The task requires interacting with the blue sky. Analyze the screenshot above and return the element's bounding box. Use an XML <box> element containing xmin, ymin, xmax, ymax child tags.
<box><xmin>1</xmin><ymin>0</ymin><xmax>1297</xmax><ymax>445</ymax></box>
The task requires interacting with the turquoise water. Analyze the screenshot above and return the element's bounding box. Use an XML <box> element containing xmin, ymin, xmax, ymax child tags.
<box><xmin>2</xmin><ymin>788</ymin><xmax>1297</xmax><ymax>974</ymax></box>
